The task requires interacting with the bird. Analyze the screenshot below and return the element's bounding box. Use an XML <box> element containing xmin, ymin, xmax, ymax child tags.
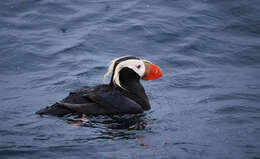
<box><xmin>36</xmin><ymin>56</ymin><xmax>162</xmax><ymax>116</ymax></box>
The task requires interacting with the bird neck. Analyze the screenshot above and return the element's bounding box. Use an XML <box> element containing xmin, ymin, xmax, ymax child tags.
<box><xmin>118</xmin><ymin>67</ymin><xmax>141</xmax><ymax>91</ymax></box>
<box><xmin>114</xmin><ymin>67</ymin><xmax>151</xmax><ymax>110</ymax></box>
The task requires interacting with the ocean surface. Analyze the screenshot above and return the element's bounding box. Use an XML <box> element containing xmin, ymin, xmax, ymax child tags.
<box><xmin>0</xmin><ymin>0</ymin><xmax>260</xmax><ymax>159</ymax></box>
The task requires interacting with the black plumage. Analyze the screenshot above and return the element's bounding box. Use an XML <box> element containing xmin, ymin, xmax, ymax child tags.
<box><xmin>36</xmin><ymin>57</ymin><xmax>151</xmax><ymax>116</ymax></box>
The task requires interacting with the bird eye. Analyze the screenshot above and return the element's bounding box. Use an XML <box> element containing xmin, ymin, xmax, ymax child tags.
<box><xmin>136</xmin><ymin>65</ymin><xmax>141</xmax><ymax>69</ymax></box>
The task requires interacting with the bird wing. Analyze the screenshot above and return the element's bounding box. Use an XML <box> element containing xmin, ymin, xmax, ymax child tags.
<box><xmin>56</xmin><ymin>90</ymin><xmax>143</xmax><ymax>115</ymax></box>
<box><xmin>36</xmin><ymin>86</ymin><xmax>94</xmax><ymax>116</ymax></box>
<box><xmin>36</xmin><ymin>85</ymin><xmax>143</xmax><ymax>116</ymax></box>
<box><xmin>84</xmin><ymin>90</ymin><xmax>144</xmax><ymax>114</ymax></box>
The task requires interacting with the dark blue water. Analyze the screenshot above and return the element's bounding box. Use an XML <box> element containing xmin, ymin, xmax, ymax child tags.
<box><xmin>1</xmin><ymin>0</ymin><xmax>260</xmax><ymax>158</ymax></box>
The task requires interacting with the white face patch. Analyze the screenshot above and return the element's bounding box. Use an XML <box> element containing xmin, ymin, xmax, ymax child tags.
<box><xmin>103</xmin><ymin>58</ymin><xmax>146</xmax><ymax>89</ymax></box>
<box><xmin>113</xmin><ymin>59</ymin><xmax>145</xmax><ymax>89</ymax></box>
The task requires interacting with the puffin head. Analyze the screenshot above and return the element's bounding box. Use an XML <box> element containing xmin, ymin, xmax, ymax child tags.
<box><xmin>104</xmin><ymin>56</ymin><xmax>162</xmax><ymax>89</ymax></box>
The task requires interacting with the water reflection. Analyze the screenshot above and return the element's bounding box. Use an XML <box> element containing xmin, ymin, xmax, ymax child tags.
<box><xmin>64</xmin><ymin>114</ymin><xmax>150</xmax><ymax>140</ymax></box>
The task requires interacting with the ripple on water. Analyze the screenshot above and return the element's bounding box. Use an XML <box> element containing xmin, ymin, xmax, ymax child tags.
<box><xmin>75</xmin><ymin>66</ymin><xmax>106</xmax><ymax>77</ymax></box>
<box><xmin>198</xmin><ymin>92</ymin><xmax>260</xmax><ymax>104</ymax></box>
<box><xmin>1</xmin><ymin>0</ymin><xmax>260</xmax><ymax>159</ymax></box>
<box><xmin>215</xmin><ymin>105</ymin><xmax>260</xmax><ymax>115</ymax></box>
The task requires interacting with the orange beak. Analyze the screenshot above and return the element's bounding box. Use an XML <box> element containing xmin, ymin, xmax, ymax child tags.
<box><xmin>142</xmin><ymin>63</ymin><xmax>162</xmax><ymax>80</ymax></box>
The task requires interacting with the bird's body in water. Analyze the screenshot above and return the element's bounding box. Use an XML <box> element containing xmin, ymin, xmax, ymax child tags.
<box><xmin>36</xmin><ymin>56</ymin><xmax>162</xmax><ymax>116</ymax></box>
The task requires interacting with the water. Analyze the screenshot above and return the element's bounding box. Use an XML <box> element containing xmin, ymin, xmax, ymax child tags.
<box><xmin>0</xmin><ymin>0</ymin><xmax>260</xmax><ymax>158</ymax></box>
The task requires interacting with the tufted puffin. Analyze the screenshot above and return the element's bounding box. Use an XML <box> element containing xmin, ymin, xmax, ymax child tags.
<box><xmin>36</xmin><ymin>56</ymin><xmax>162</xmax><ymax>116</ymax></box>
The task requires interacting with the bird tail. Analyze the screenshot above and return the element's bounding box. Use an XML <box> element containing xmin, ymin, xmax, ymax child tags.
<box><xmin>35</xmin><ymin>102</ymin><xmax>71</xmax><ymax>117</ymax></box>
